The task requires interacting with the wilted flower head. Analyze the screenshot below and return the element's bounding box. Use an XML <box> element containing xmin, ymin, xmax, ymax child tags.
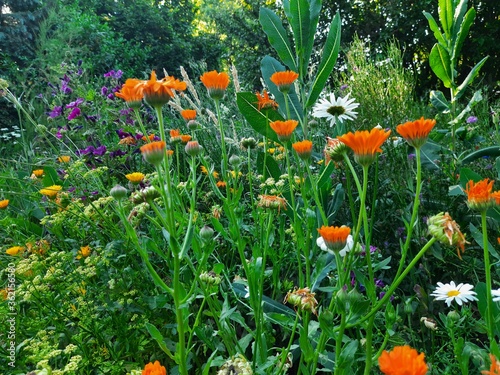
<box><xmin>427</xmin><ymin>212</ymin><xmax>468</xmax><ymax>259</ymax></box>
<box><xmin>255</xmin><ymin>90</ymin><xmax>278</xmax><ymax>111</ymax></box>
<box><xmin>217</xmin><ymin>354</ymin><xmax>253</xmax><ymax>375</ymax></box>
<box><xmin>324</xmin><ymin>136</ymin><xmax>348</xmax><ymax>163</ymax></box>
<box><xmin>257</xmin><ymin>194</ymin><xmax>287</xmax><ymax>212</ymax></box>
<box><xmin>284</xmin><ymin>287</ymin><xmax>318</xmax><ymax>315</ymax></box>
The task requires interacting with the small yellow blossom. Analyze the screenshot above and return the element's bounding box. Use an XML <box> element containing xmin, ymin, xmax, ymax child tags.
<box><xmin>58</xmin><ymin>156</ymin><xmax>71</xmax><ymax>163</ymax></box>
<box><xmin>125</xmin><ymin>172</ymin><xmax>145</xmax><ymax>184</ymax></box>
<box><xmin>77</xmin><ymin>245</ymin><xmax>91</xmax><ymax>259</ymax></box>
<box><xmin>40</xmin><ymin>185</ymin><xmax>62</xmax><ymax>199</ymax></box>
<box><xmin>0</xmin><ymin>199</ymin><xmax>9</xmax><ymax>209</ymax></box>
<box><xmin>6</xmin><ymin>246</ymin><xmax>25</xmax><ymax>256</ymax></box>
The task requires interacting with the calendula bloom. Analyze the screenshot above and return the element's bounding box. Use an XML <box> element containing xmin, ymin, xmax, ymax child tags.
<box><xmin>378</xmin><ymin>345</ymin><xmax>428</xmax><ymax>375</ymax></box>
<box><xmin>6</xmin><ymin>246</ymin><xmax>24</xmax><ymax>256</ymax></box>
<box><xmin>141</xmin><ymin>134</ymin><xmax>156</xmax><ymax>142</ymax></box>
<box><xmin>142</xmin><ymin>70</ymin><xmax>186</xmax><ymax>108</ymax></box>
<box><xmin>270</xmin><ymin>71</ymin><xmax>299</xmax><ymax>93</ymax></box>
<box><xmin>482</xmin><ymin>354</ymin><xmax>500</xmax><ymax>375</ymax></box>
<box><xmin>427</xmin><ymin>212</ymin><xmax>468</xmax><ymax>259</ymax></box>
<box><xmin>40</xmin><ymin>185</ymin><xmax>62</xmax><ymax>199</ymax></box>
<box><xmin>200</xmin><ymin>70</ymin><xmax>230</xmax><ymax>100</ymax></box>
<box><xmin>181</xmin><ymin>109</ymin><xmax>196</xmax><ymax>121</ymax></box>
<box><xmin>317</xmin><ymin>225</ymin><xmax>351</xmax><ymax>253</ymax></box>
<box><xmin>0</xmin><ymin>199</ymin><xmax>9</xmax><ymax>209</ymax></box>
<box><xmin>396</xmin><ymin>117</ymin><xmax>436</xmax><ymax>149</ymax></box>
<box><xmin>142</xmin><ymin>360</ymin><xmax>167</xmax><ymax>375</ymax></box>
<box><xmin>140</xmin><ymin>141</ymin><xmax>167</xmax><ymax>166</ymax></box>
<box><xmin>324</xmin><ymin>137</ymin><xmax>348</xmax><ymax>163</ymax></box>
<box><xmin>170</xmin><ymin>129</ymin><xmax>182</xmax><ymax>143</ymax></box>
<box><xmin>430</xmin><ymin>281</ymin><xmax>477</xmax><ymax>307</ymax></box>
<box><xmin>312</xmin><ymin>93</ymin><xmax>359</xmax><ymax>126</ymax></box>
<box><xmin>292</xmin><ymin>140</ymin><xmax>313</xmax><ymax>160</ymax></box>
<box><xmin>126</xmin><ymin>172</ymin><xmax>145</xmax><ymax>184</ymax></box>
<box><xmin>32</xmin><ymin>169</ymin><xmax>45</xmax><ymax>178</ymax></box>
<box><xmin>255</xmin><ymin>90</ymin><xmax>278</xmax><ymax>111</ymax></box>
<box><xmin>257</xmin><ymin>194</ymin><xmax>288</xmax><ymax>212</ymax></box>
<box><xmin>77</xmin><ymin>245</ymin><xmax>91</xmax><ymax>259</ymax></box>
<box><xmin>58</xmin><ymin>155</ymin><xmax>71</xmax><ymax>163</ymax></box>
<box><xmin>180</xmin><ymin>134</ymin><xmax>192</xmax><ymax>144</ymax></box>
<box><xmin>284</xmin><ymin>287</ymin><xmax>318</xmax><ymax>315</ymax></box>
<box><xmin>269</xmin><ymin>120</ymin><xmax>299</xmax><ymax>142</ymax></box>
<box><xmin>338</xmin><ymin>127</ymin><xmax>391</xmax><ymax>166</ymax></box>
<box><xmin>216</xmin><ymin>181</ymin><xmax>227</xmax><ymax>188</ymax></box>
<box><xmin>465</xmin><ymin>178</ymin><xmax>496</xmax><ymax>211</ymax></box>
<box><xmin>115</xmin><ymin>78</ymin><xmax>144</xmax><ymax>109</ymax></box>
<box><xmin>166</xmin><ymin>149</ymin><xmax>174</xmax><ymax>157</ymax></box>
<box><xmin>118</xmin><ymin>136</ymin><xmax>137</xmax><ymax>145</ymax></box>
<box><xmin>317</xmin><ymin>233</ymin><xmax>354</xmax><ymax>257</ymax></box>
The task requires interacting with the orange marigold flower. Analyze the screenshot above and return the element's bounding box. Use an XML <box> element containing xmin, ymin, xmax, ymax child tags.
<box><xmin>270</xmin><ymin>71</ymin><xmax>299</xmax><ymax>93</ymax></box>
<box><xmin>337</xmin><ymin>127</ymin><xmax>391</xmax><ymax>166</ymax></box>
<box><xmin>77</xmin><ymin>245</ymin><xmax>91</xmax><ymax>259</ymax></box>
<box><xmin>482</xmin><ymin>354</ymin><xmax>500</xmax><ymax>375</ymax></box>
<box><xmin>216</xmin><ymin>181</ymin><xmax>227</xmax><ymax>188</ymax></box>
<box><xmin>170</xmin><ymin>129</ymin><xmax>182</xmax><ymax>143</ymax></box>
<box><xmin>269</xmin><ymin>120</ymin><xmax>299</xmax><ymax>142</ymax></box>
<box><xmin>141</xmin><ymin>134</ymin><xmax>155</xmax><ymax>142</ymax></box>
<box><xmin>200</xmin><ymin>70</ymin><xmax>230</xmax><ymax>100</ymax></box>
<box><xmin>142</xmin><ymin>70</ymin><xmax>186</xmax><ymax>108</ymax></box>
<box><xmin>491</xmin><ymin>191</ymin><xmax>500</xmax><ymax>206</ymax></box>
<box><xmin>181</xmin><ymin>109</ymin><xmax>196</xmax><ymax>121</ymax></box>
<box><xmin>256</xmin><ymin>90</ymin><xmax>278</xmax><ymax>111</ymax></box>
<box><xmin>126</xmin><ymin>172</ymin><xmax>145</xmax><ymax>184</ymax></box>
<box><xmin>142</xmin><ymin>360</ymin><xmax>167</xmax><ymax>375</ymax></box>
<box><xmin>140</xmin><ymin>141</ymin><xmax>167</xmax><ymax>166</ymax></box>
<box><xmin>6</xmin><ymin>246</ymin><xmax>25</xmax><ymax>256</ymax></box>
<box><xmin>396</xmin><ymin>117</ymin><xmax>436</xmax><ymax>149</ymax></box>
<box><xmin>166</xmin><ymin>150</ymin><xmax>174</xmax><ymax>157</ymax></box>
<box><xmin>180</xmin><ymin>134</ymin><xmax>192</xmax><ymax>144</ymax></box>
<box><xmin>317</xmin><ymin>226</ymin><xmax>351</xmax><ymax>252</ymax></box>
<box><xmin>115</xmin><ymin>78</ymin><xmax>144</xmax><ymax>109</ymax></box>
<box><xmin>465</xmin><ymin>178</ymin><xmax>495</xmax><ymax>211</ymax></box>
<box><xmin>58</xmin><ymin>155</ymin><xmax>71</xmax><ymax>163</ymax></box>
<box><xmin>32</xmin><ymin>169</ymin><xmax>45</xmax><ymax>178</ymax></box>
<box><xmin>0</xmin><ymin>199</ymin><xmax>9</xmax><ymax>209</ymax></box>
<box><xmin>379</xmin><ymin>345</ymin><xmax>428</xmax><ymax>375</ymax></box>
<box><xmin>292</xmin><ymin>140</ymin><xmax>313</xmax><ymax>160</ymax></box>
<box><xmin>40</xmin><ymin>185</ymin><xmax>62</xmax><ymax>199</ymax></box>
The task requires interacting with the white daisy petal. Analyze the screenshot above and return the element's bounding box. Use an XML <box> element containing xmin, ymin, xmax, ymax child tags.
<box><xmin>312</xmin><ymin>92</ymin><xmax>360</xmax><ymax>127</ymax></box>
<box><xmin>430</xmin><ymin>281</ymin><xmax>478</xmax><ymax>307</ymax></box>
<box><xmin>492</xmin><ymin>288</ymin><xmax>500</xmax><ymax>302</ymax></box>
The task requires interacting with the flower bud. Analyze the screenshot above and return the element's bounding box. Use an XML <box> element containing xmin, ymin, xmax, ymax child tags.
<box><xmin>229</xmin><ymin>154</ymin><xmax>241</xmax><ymax>166</ymax></box>
<box><xmin>185</xmin><ymin>140</ymin><xmax>202</xmax><ymax>156</ymax></box>
<box><xmin>110</xmin><ymin>185</ymin><xmax>128</xmax><ymax>200</ymax></box>
<box><xmin>200</xmin><ymin>225</ymin><xmax>214</xmax><ymax>242</ymax></box>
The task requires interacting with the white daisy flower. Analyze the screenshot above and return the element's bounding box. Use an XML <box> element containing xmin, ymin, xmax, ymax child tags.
<box><xmin>492</xmin><ymin>288</ymin><xmax>500</xmax><ymax>302</ymax></box>
<box><xmin>316</xmin><ymin>234</ymin><xmax>354</xmax><ymax>257</ymax></box>
<box><xmin>312</xmin><ymin>93</ymin><xmax>359</xmax><ymax>127</ymax></box>
<box><xmin>430</xmin><ymin>281</ymin><xmax>477</xmax><ymax>307</ymax></box>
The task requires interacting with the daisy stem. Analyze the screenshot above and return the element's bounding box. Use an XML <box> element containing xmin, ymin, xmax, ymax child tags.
<box><xmin>481</xmin><ymin>210</ymin><xmax>496</xmax><ymax>346</ymax></box>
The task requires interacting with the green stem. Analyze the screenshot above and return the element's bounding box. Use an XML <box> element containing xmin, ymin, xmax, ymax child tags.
<box><xmin>481</xmin><ymin>210</ymin><xmax>495</xmax><ymax>345</ymax></box>
<box><xmin>214</xmin><ymin>99</ymin><xmax>229</xmax><ymax>178</ymax></box>
<box><xmin>277</xmin><ymin>312</ymin><xmax>301</xmax><ymax>374</ymax></box>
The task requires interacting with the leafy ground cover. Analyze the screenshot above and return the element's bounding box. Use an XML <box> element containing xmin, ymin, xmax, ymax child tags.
<box><xmin>1</xmin><ymin>0</ymin><xmax>500</xmax><ymax>374</ymax></box>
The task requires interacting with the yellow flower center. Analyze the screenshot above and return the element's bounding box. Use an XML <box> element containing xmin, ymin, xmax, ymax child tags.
<box><xmin>447</xmin><ymin>290</ymin><xmax>460</xmax><ymax>297</ymax></box>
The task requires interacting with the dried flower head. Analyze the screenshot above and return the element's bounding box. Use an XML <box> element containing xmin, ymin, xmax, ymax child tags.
<box><xmin>284</xmin><ymin>287</ymin><xmax>318</xmax><ymax>315</ymax></box>
<box><xmin>257</xmin><ymin>194</ymin><xmax>288</xmax><ymax>212</ymax></box>
<box><xmin>427</xmin><ymin>212</ymin><xmax>468</xmax><ymax>259</ymax></box>
<box><xmin>324</xmin><ymin>137</ymin><xmax>348</xmax><ymax>163</ymax></box>
<box><xmin>255</xmin><ymin>90</ymin><xmax>278</xmax><ymax>111</ymax></box>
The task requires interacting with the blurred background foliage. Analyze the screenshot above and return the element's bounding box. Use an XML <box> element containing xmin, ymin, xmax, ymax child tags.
<box><xmin>1</xmin><ymin>0</ymin><xmax>499</xmax><ymax>104</ymax></box>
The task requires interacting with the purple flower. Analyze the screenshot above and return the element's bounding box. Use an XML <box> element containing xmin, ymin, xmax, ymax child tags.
<box><xmin>104</xmin><ymin>69</ymin><xmax>123</xmax><ymax>79</ymax></box>
<box><xmin>66</xmin><ymin>98</ymin><xmax>84</xmax><ymax>108</ymax></box>
<box><xmin>101</xmin><ymin>86</ymin><xmax>108</xmax><ymax>96</ymax></box>
<box><xmin>78</xmin><ymin>146</ymin><xmax>95</xmax><ymax>156</ymax></box>
<box><xmin>109</xmin><ymin>149</ymin><xmax>127</xmax><ymax>158</ymax></box>
<box><xmin>340</xmin><ymin>84</ymin><xmax>349</xmax><ymax>91</ymax></box>
<box><xmin>107</xmin><ymin>93</ymin><xmax>115</xmax><ymax>100</ymax></box>
<box><xmin>68</xmin><ymin>107</ymin><xmax>81</xmax><ymax>120</ymax></box>
<box><xmin>93</xmin><ymin>145</ymin><xmax>107</xmax><ymax>156</ymax></box>
<box><xmin>48</xmin><ymin>106</ymin><xmax>63</xmax><ymax>118</ymax></box>
<box><xmin>375</xmin><ymin>279</ymin><xmax>385</xmax><ymax>288</ymax></box>
<box><xmin>61</xmin><ymin>82</ymin><xmax>72</xmax><ymax>95</ymax></box>
<box><xmin>116</xmin><ymin>129</ymin><xmax>131</xmax><ymax>138</ymax></box>
<box><xmin>408</xmin><ymin>153</ymin><xmax>416</xmax><ymax>161</ymax></box>
<box><xmin>466</xmin><ymin>116</ymin><xmax>478</xmax><ymax>124</ymax></box>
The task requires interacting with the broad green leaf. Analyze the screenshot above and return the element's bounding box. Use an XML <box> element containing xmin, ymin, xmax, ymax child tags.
<box><xmin>429</xmin><ymin>90</ymin><xmax>450</xmax><ymax>113</ymax></box>
<box><xmin>469</xmin><ymin>223</ymin><xmax>500</xmax><ymax>261</ymax></box>
<box><xmin>337</xmin><ymin>340</ymin><xmax>359</xmax><ymax>370</ymax></box>
<box><xmin>420</xmin><ymin>140</ymin><xmax>446</xmax><ymax>170</ymax></box>
<box><xmin>450</xmin><ymin>89</ymin><xmax>483</xmax><ymax>123</ymax></box>
<box><xmin>306</xmin><ymin>11</ymin><xmax>341</xmax><ymax>108</ymax></box>
<box><xmin>438</xmin><ymin>0</ymin><xmax>453</xmax><ymax>39</ymax></box>
<box><xmin>42</xmin><ymin>166</ymin><xmax>63</xmax><ymax>187</ymax></box>
<box><xmin>287</xmin><ymin>0</ymin><xmax>311</xmax><ymax>74</ymax></box>
<box><xmin>256</xmin><ymin>150</ymin><xmax>282</xmax><ymax>181</ymax></box>
<box><xmin>422</xmin><ymin>11</ymin><xmax>447</xmax><ymax>47</ymax></box>
<box><xmin>458</xmin><ymin>167</ymin><xmax>483</xmax><ymax>186</ymax></box>
<box><xmin>451</xmin><ymin>6</ymin><xmax>475</xmax><ymax>62</ymax></box>
<box><xmin>303</xmin><ymin>0</ymin><xmax>322</xmax><ymax>71</ymax></box>
<box><xmin>455</xmin><ymin>56</ymin><xmax>488</xmax><ymax>100</ymax></box>
<box><xmin>145</xmin><ymin>323</ymin><xmax>175</xmax><ymax>360</ymax></box>
<box><xmin>451</xmin><ymin>0</ymin><xmax>469</xmax><ymax>37</ymax></box>
<box><xmin>259</xmin><ymin>7</ymin><xmax>297</xmax><ymax>72</ymax></box>
<box><xmin>429</xmin><ymin>43</ymin><xmax>453</xmax><ymax>88</ymax></box>
<box><xmin>236</xmin><ymin>91</ymin><xmax>281</xmax><ymax>143</ymax></box>
<box><xmin>459</xmin><ymin>146</ymin><xmax>500</xmax><ymax>164</ymax></box>
<box><xmin>261</xmin><ymin>55</ymin><xmax>303</xmax><ymax>121</ymax></box>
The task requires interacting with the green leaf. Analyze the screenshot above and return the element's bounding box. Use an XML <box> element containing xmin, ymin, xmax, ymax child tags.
<box><xmin>438</xmin><ymin>0</ymin><xmax>453</xmax><ymax>39</ymax></box>
<box><xmin>455</xmin><ymin>56</ymin><xmax>488</xmax><ymax>100</ymax></box>
<box><xmin>429</xmin><ymin>43</ymin><xmax>453</xmax><ymax>88</ymax></box>
<box><xmin>286</xmin><ymin>0</ymin><xmax>310</xmax><ymax>69</ymax></box>
<box><xmin>337</xmin><ymin>339</ymin><xmax>359</xmax><ymax>370</ymax></box>
<box><xmin>459</xmin><ymin>146</ymin><xmax>500</xmax><ymax>164</ymax></box>
<box><xmin>303</xmin><ymin>0</ymin><xmax>322</xmax><ymax>71</ymax></box>
<box><xmin>145</xmin><ymin>323</ymin><xmax>175</xmax><ymax>360</ymax></box>
<box><xmin>256</xmin><ymin>150</ymin><xmax>282</xmax><ymax>181</ymax></box>
<box><xmin>420</xmin><ymin>140</ymin><xmax>447</xmax><ymax>170</ymax></box>
<box><xmin>469</xmin><ymin>223</ymin><xmax>500</xmax><ymax>260</ymax></box>
<box><xmin>429</xmin><ymin>90</ymin><xmax>450</xmax><ymax>113</ymax></box>
<box><xmin>42</xmin><ymin>166</ymin><xmax>62</xmax><ymax>187</ymax></box>
<box><xmin>261</xmin><ymin>55</ymin><xmax>303</xmax><ymax>121</ymax></box>
<box><xmin>306</xmin><ymin>11</ymin><xmax>341</xmax><ymax>108</ymax></box>
<box><xmin>451</xmin><ymin>89</ymin><xmax>483</xmax><ymax>123</ymax></box>
<box><xmin>236</xmin><ymin>92</ymin><xmax>281</xmax><ymax>143</ymax></box>
<box><xmin>458</xmin><ymin>167</ymin><xmax>483</xmax><ymax>186</ymax></box>
<box><xmin>422</xmin><ymin>11</ymin><xmax>447</xmax><ymax>46</ymax></box>
<box><xmin>259</xmin><ymin>7</ymin><xmax>297</xmax><ymax>72</ymax></box>
<box><xmin>451</xmin><ymin>6</ymin><xmax>475</xmax><ymax>62</ymax></box>
<box><xmin>299</xmin><ymin>326</ymin><xmax>315</xmax><ymax>361</ymax></box>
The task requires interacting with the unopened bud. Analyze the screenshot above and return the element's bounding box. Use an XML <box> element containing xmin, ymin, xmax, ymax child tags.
<box><xmin>110</xmin><ymin>185</ymin><xmax>128</xmax><ymax>200</ymax></box>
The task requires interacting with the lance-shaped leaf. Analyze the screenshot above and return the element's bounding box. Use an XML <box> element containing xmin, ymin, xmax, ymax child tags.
<box><xmin>449</xmin><ymin>89</ymin><xmax>482</xmax><ymax>124</ymax></box>
<box><xmin>430</xmin><ymin>90</ymin><xmax>450</xmax><ymax>113</ymax></box>
<box><xmin>451</xmin><ymin>7</ymin><xmax>475</xmax><ymax>63</ymax></box>
<box><xmin>460</xmin><ymin>146</ymin><xmax>500</xmax><ymax>165</ymax></box>
<box><xmin>261</xmin><ymin>55</ymin><xmax>303</xmax><ymax>121</ymax></box>
<box><xmin>259</xmin><ymin>7</ymin><xmax>297</xmax><ymax>72</ymax></box>
<box><xmin>423</xmin><ymin>11</ymin><xmax>447</xmax><ymax>47</ymax></box>
<box><xmin>284</xmin><ymin>0</ymin><xmax>311</xmax><ymax>74</ymax></box>
<box><xmin>236</xmin><ymin>92</ymin><xmax>282</xmax><ymax>143</ymax></box>
<box><xmin>455</xmin><ymin>56</ymin><xmax>488</xmax><ymax>100</ymax></box>
<box><xmin>451</xmin><ymin>0</ymin><xmax>469</xmax><ymax>38</ymax></box>
<box><xmin>438</xmin><ymin>0</ymin><xmax>453</xmax><ymax>39</ymax></box>
<box><xmin>303</xmin><ymin>0</ymin><xmax>322</xmax><ymax>72</ymax></box>
<box><xmin>429</xmin><ymin>43</ymin><xmax>453</xmax><ymax>88</ymax></box>
<box><xmin>306</xmin><ymin>11</ymin><xmax>341</xmax><ymax>108</ymax></box>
